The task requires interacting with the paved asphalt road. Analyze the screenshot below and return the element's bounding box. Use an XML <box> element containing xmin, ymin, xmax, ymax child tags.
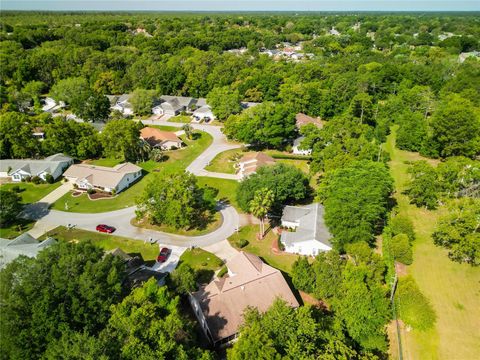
<box><xmin>142</xmin><ymin>119</ymin><xmax>242</xmax><ymax>180</ymax></box>
<box><xmin>35</xmin><ymin>202</ymin><xmax>240</xmax><ymax>248</ymax></box>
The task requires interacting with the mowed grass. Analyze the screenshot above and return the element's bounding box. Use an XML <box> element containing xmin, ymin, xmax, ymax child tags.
<box><xmin>228</xmin><ymin>225</ymin><xmax>299</xmax><ymax>274</ymax></box>
<box><xmin>51</xmin><ymin>131</ymin><xmax>213</xmax><ymax>213</ymax></box>
<box><xmin>42</xmin><ymin>226</ymin><xmax>159</xmax><ymax>261</ymax></box>
<box><xmin>1</xmin><ymin>182</ymin><xmax>62</xmax><ymax>204</ymax></box>
<box><xmin>385</xmin><ymin>127</ymin><xmax>480</xmax><ymax>360</ymax></box>
<box><xmin>197</xmin><ymin>176</ymin><xmax>240</xmax><ymax>210</ymax></box>
<box><xmin>167</xmin><ymin>115</ymin><xmax>192</xmax><ymax>123</ymax></box>
<box><xmin>206</xmin><ymin>148</ymin><xmax>311</xmax><ymax>176</ymax></box>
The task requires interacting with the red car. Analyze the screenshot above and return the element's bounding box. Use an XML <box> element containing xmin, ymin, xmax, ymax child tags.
<box><xmin>96</xmin><ymin>224</ymin><xmax>116</xmax><ymax>233</ymax></box>
<box><xmin>157</xmin><ymin>247</ymin><xmax>171</xmax><ymax>262</ymax></box>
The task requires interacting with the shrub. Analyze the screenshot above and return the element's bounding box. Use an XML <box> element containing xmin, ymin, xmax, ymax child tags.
<box><xmin>236</xmin><ymin>238</ymin><xmax>249</xmax><ymax>248</ymax></box>
<box><xmin>31</xmin><ymin>176</ymin><xmax>43</xmax><ymax>184</ymax></box>
<box><xmin>390</xmin><ymin>215</ymin><xmax>415</xmax><ymax>242</ymax></box>
<box><xmin>395</xmin><ymin>276</ymin><xmax>436</xmax><ymax>331</ymax></box>
<box><xmin>24</xmin><ymin>176</ymin><xmax>32</xmax><ymax>182</ymax></box>
<box><xmin>217</xmin><ymin>266</ymin><xmax>228</xmax><ymax>278</ymax></box>
<box><xmin>45</xmin><ymin>174</ymin><xmax>54</xmax><ymax>184</ymax></box>
<box><xmin>390</xmin><ymin>234</ymin><xmax>413</xmax><ymax>265</ymax></box>
<box><xmin>87</xmin><ymin>188</ymin><xmax>96</xmax><ymax>195</ymax></box>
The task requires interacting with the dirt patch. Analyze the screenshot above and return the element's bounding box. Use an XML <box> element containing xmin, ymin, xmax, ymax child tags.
<box><xmin>299</xmin><ymin>291</ymin><xmax>328</xmax><ymax>309</ymax></box>
<box><xmin>72</xmin><ymin>191</ymin><xmax>84</xmax><ymax>197</ymax></box>
<box><xmin>395</xmin><ymin>261</ymin><xmax>409</xmax><ymax>277</ymax></box>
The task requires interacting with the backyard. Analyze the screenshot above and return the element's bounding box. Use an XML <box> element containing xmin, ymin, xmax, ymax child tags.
<box><xmin>51</xmin><ymin>130</ymin><xmax>213</xmax><ymax>213</ymax></box>
<box><xmin>228</xmin><ymin>225</ymin><xmax>299</xmax><ymax>274</ymax></box>
<box><xmin>384</xmin><ymin>128</ymin><xmax>480</xmax><ymax>360</ymax></box>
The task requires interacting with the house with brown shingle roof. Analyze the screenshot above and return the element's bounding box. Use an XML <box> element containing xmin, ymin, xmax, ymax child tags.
<box><xmin>295</xmin><ymin>113</ymin><xmax>323</xmax><ymax>129</ymax></box>
<box><xmin>236</xmin><ymin>152</ymin><xmax>276</xmax><ymax>179</ymax></box>
<box><xmin>63</xmin><ymin>162</ymin><xmax>142</xmax><ymax>194</ymax></box>
<box><xmin>189</xmin><ymin>252</ymin><xmax>299</xmax><ymax>346</ymax></box>
<box><xmin>140</xmin><ymin>127</ymin><xmax>183</xmax><ymax>150</ymax></box>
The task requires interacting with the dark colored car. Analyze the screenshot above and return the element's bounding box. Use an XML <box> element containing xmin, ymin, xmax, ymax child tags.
<box><xmin>96</xmin><ymin>224</ymin><xmax>116</xmax><ymax>233</ymax></box>
<box><xmin>157</xmin><ymin>247</ymin><xmax>171</xmax><ymax>262</ymax></box>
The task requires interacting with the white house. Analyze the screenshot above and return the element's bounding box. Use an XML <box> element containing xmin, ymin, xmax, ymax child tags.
<box><xmin>236</xmin><ymin>152</ymin><xmax>276</xmax><ymax>179</ymax></box>
<box><xmin>152</xmin><ymin>95</ymin><xmax>196</xmax><ymax>116</ymax></box>
<box><xmin>192</xmin><ymin>105</ymin><xmax>215</xmax><ymax>122</ymax></box>
<box><xmin>110</xmin><ymin>94</ymin><xmax>133</xmax><ymax>115</ymax></box>
<box><xmin>0</xmin><ymin>233</ymin><xmax>56</xmax><ymax>270</ymax></box>
<box><xmin>63</xmin><ymin>162</ymin><xmax>142</xmax><ymax>194</ymax></box>
<box><xmin>41</xmin><ymin>97</ymin><xmax>65</xmax><ymax>113</ymax></box>
<box><xmin>0</xmin><ymin>154</ymin><xmax>73</xmax><ymax>182</ymax></box>
<box><xmin>292</xmin><ymin>136</ymin><xmax>312</xmax><ymax>156</ymax></box>
<box><xmin>280</xmin><ymin>203</ymin><xmax>332</xmax><ymax>256</ymax></box>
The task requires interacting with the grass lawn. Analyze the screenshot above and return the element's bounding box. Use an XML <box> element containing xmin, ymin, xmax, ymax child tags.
<box><xmin>179</xmin><ymin>247</ymin><xmax>224</xmax><ymax>283</ymax></box>
<box><xmin>84</xmin><ymin>158</ymin><xmax>123</xmax><ymax>167</ymax></box>
<box><xmin>228</xmin><ymin>225</ymin><xmax>299</xmax><ymax>274</ymax></box>
<box><xmin>1</xmin><ymin>182</ymin><xmax>61</xmax><ymax>204</ymax></box>
<box><xmin>131</xmin><ymin>211</ymin><xmax>222</xmax><ymax>236</ymax></box>
<box><xmin>197</xmin><ymin>177</ymin><xmax>240</xmax><ymax>210</ymax></box>
<box><xmin>51</xmin><ymin>131</ymin><xmax>213</xmax><ymax>213</ymax></box>
<box><xmin>0</xmin><ymin>218</ymin><xmax>35</xmax><ymax>239</ymax></box>
<box><xmin>205</xmin><ymin>149</ymin><xmax>240</xmax><ymax>174</ymax></box>
<box><xmin>41</xmin><ymin>226</ymin><xmax>159</xmax><ymax>261</ymax></box>
<box><xmin>384</xmin><ymin>127</ymin><xmax>480</xmax><ymax>360</ymax></box>
<box><xmin>167</xmin><ymin>115</ymin><xmax>192</xmax><ymax>123</ymax></box>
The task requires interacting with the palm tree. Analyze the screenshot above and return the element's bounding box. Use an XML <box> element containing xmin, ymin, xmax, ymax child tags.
<box><xmin>137</xmin><ymin>139</ymin><xmax>152</xmax><ymax>162</ymax></box>
<box><xmin>249</xmin><ymin>188</ymin><xmax>274</xmax><ymax>239</ymax></box>
<box><xmin>182</xmin><ymin>123</ymin><xmax>193</xmax><ymax>140</ymax></box>
<box><xmin>150</xmin><ymin>148</ymin><xmax>164</xmax><ymax>162</ymax></box>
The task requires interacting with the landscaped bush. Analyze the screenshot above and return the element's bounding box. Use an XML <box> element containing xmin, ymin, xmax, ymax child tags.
<box><xmin>45</xmin><ymin>174</ymin><xmax>54</xmax><ymax>184</ymax></box>
<box><xmin>31</xmin><ymin>176</ymin><xmax>43</xmax><ymax>184</ymax></box>
<box><xmin>395</xmin><ymin>276</ymin><xmax>436</xmax><ymax>331</ymax></box>
<box><xmin>235</xmin><ymin>238</ymin><xmax>249</xmax><ymax>248</ymax></box>
<box><xmin>390</xmin><ymin>234</ymin><xmax>413</xmax><ymax>265</ymax></box>
<box><xmin>87</xmin><ymin>188</ymin><xmax>96</xmax><ymax>195</ymax></box>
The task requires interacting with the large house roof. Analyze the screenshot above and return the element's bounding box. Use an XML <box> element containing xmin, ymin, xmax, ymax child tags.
<box><xmin>281</xmin><ymin>203</ymin><xmax>332</xmax><ymax>248</ymax></box>
<box><xmin>295</xmin><ymin>113</ymin><xmax>323</xmax><ymax>129</ymax></box>
<box><xmin>238</xmin><ymin>152</ymin><xmax>276</xmax><ymax>176</ymax></box>
<box><xmin>0</xmin><ymin>233</ymin><xmax>56</xmax><ymax>269</ymax></box>
<box><xmin>191</xmin><ymin>252</ymin><xmax>299</xmax><ymax>343</ymax></box>
<box><xmin>0</xmin><ymin>154</ymin><xmax>72</xmax><ymax>177</ymax></box>
<box><xmin>64</xmin><ymin>162</ymin><xmax>141</xmax><ymax>189</ymax></box>
<box><xmin>140</xmin><ymin>127</ymin><xmax>181</xmax><ymax>146</ymax></box>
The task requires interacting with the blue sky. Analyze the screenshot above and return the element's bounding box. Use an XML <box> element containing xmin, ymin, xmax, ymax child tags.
<box><xmin>1</xmin><ymin>0</ymin><xmax>479</xmax><ymax>11</ymax></box>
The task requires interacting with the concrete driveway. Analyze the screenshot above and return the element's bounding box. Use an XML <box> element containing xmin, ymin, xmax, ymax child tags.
<box><xmin>150</xmin><ymin>245</ymin><xmax>186</xmax><ymax>273</ymax></box>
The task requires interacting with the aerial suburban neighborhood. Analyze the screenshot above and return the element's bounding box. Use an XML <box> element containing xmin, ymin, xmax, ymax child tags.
<box><xmin>0</xmin><ymin>6</ymin><xmax>479</xmax><ymax>360</ymax></box>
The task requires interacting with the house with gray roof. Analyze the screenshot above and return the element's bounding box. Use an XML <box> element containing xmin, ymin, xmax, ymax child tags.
<box><xmin>110</xmin><ymin>94</ymin><xmax>133</xmax><ymax>115</ymax></box>
<box><xmin>0</xmin><ymin>233</ymin><xmax>56</xmax><ymax>269</ymax></box>
<box><xmin>152</xmin><ymin>95</ymin><xmax>196</xmax><ymax>116</ymax></box>
<box><xmin>0</xmin><ymin>153</ymin><xmax>73</xmax><ymax>182</ymax></box>
<box><xmin>280</xmin><ymin>203</ymin><xmax>332</xmax><ymax>256</ymax></box>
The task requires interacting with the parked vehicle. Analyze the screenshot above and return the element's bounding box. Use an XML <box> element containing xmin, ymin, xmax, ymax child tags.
<box><xmin>96</xmin><ymin>224</ymin><xmax>116</xmax><ymax>233</ymax></box>
<box><xmin>157</xmin><ymin>247</ymin><xmax>171</xmax><ymax>262</ymax></box>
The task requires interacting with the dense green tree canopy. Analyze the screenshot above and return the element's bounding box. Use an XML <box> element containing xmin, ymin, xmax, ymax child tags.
<box><xmin>236</xmin><ymin>162</ymin><xmax>310</xmax><ymax>213</ymax></box>
<box><xmin>101</xmin><ymin>119</ymin><xmax>142</xmax><ymax>161</ymax></box>
<box><xmin>136</xmin><ymin>171</ymin><xmax>216</xmax><ymax>230</ymax></box>
<box><xmin>0</xmin><ymin>189</ymin><xmax>23</xmax><ymax>226</ymax></box>
<box><xmin>206</xmin><ymin>85</ymin><xmax>242</xmax><ymax>120</ymax></box>
<box><xmin>318</xmin><ymin>160</ymin><xmax>394</xmax><ymax>250</ymax></box>
<box><xmin>0</xmin><ymin>241</ymin><xmax>126</xmax><ymax>359</ymax></box>
<box><xmin>130</xmin><ymin>88</ymin><xmax>157</xmax><ymax>115</ymax></box>
<box><xmin>224</xmin><ymin>102</ymin><xmax>296</xmax><ymax>149</ymax></box>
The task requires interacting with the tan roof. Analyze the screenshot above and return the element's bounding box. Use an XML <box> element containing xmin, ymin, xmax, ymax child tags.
<box><xmin>192</xmin><ymin>252</ymin><xmax>299</xmax><ymax>343</ymax></box>
<box><xmin>64</xmin><ymin>162</ymin><xmax>141</xmax><ymax>189</ymax></box>
<box><xmin>295</xmin><ymin>113</ymin><xmax>323</xmax><ymax>128</ymax></box>
<box><xmin>238</xmin><ymin>152</ymin><xmax>275</xmax><ymax>165</ymax></box>
<box><xmin>140</xmin><ymin>127</ymin><xmax>181</xmax><ymax>146</ymax></box>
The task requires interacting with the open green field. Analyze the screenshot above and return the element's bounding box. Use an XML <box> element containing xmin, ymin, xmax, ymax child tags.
<box><xmin>1</xmin><ymin>182</ymin><xmax>61</xmax><ymax>204</ymax></box>
<box><xmin>51</xmin><ymin>131</ymin><xmax>213</xmax><ymax>213</ymax></box>
<box><xmin>385</xmin><ymin>127</ymin><xmax>480</xmax><ymax>360</ymax></box>
<box><xmin>228</xmin><ymin>225</ymin><xmax>299</xmax><ymax>274</ymax></box>
<box><xmin>42</xmin><ymin>226</ymin><xmax>159</xmax><ymax>261</ymax></box>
